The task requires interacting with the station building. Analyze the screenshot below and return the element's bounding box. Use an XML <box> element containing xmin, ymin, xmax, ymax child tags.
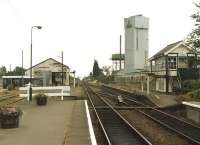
<box><xmin>149</xmin><ymin>41</ymin><xmax>200</xmax><ymax>93</ymax></box>
<box><xmin>25</xmin><ymin>58</ymin><xmax>70</xmax><ymax>86</ymax></box>
<box><xmin>111</xmin><ymin>53</ymin><xmax>125</xmax><ymax>71</ymax></box>
<box><xmin>2</xmin><ymin>58</ymin><xmax>70</xmax><ymax>89</ymax></box>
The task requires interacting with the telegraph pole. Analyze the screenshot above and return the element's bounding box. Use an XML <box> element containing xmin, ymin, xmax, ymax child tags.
<box><xmin>119</xmin><ymin>35</ymin><xmax>122</xmax><ymax>70</ymax></box>
<box><xmin>73</xmin><ymin>71</ymin><xmax>76</xmax><ymax>88</ymax></box>
<box><xmin>61</xmin><ymin>51</ymin><xmax>64</xmax><ymax>85</ymax></box>
<box><xmin>22</xmin><ymin>50</ymin><xmax>24</xmax><ymax>86</ymax></box>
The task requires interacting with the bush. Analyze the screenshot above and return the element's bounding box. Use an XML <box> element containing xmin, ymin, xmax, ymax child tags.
<box><xmin>187</xmin><ymin>89</ymin><xmax>200</xmax><ymax>99</ymax></box>
<box><xmin>176</xmin><ymin>89</ymin><xmax>200</xmax><ymax>102</ymax></box>
<box><xmin>34</xmin><ymin>93</ymin><xmax>48</xmax><ymax>105</ymax></box>
<box><xmin>94</xmin><ymin>74</ymin><xmax>114</xmax><ymax>84</ymax></box>
<box><xmin>181</xmin><ymin>79</ymin><xmax>200</xmax><ymax>94</ymax></box>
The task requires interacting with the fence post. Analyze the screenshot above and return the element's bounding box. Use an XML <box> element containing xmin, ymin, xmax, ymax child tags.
<box><xmin>61</xmin><ymin>87</ymin><xmax>64</xmax><ymax>101</ymax></box>
<box><xmin>147</xmin><ymin>76</ymin><xmax>150</xmax><ymax>94</ymax></box>
<box><xmin>27</xmin><ymin>86</ymin><xmax>30</xmax><ymax>101</ymax></box>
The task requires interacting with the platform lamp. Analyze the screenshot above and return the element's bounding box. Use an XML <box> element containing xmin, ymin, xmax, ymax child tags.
<box><xmin>29</xmin><ymin>26</ymin><xmax>42</xmax><ymax>102</ymax></box>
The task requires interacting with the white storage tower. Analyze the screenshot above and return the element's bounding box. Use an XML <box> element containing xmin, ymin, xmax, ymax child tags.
<box><xmin>124</xmin><ymin>15</ymin><xmax>149</xmax><ymax>73</ymax></box>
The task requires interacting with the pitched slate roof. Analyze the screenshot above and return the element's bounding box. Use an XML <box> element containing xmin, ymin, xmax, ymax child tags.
<box><xmin>153</xmin><ymin>41</ymin><xmax>182</xmax><ymax>58</ymax></box>
<box><xmin>26</xmin><ymin>58</ymin><xmax>69</xmax><ymax>71</ymax></box>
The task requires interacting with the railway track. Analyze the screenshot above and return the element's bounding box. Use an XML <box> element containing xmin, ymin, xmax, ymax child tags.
<box><xmin>99</xmin><ymin>84</ymin><xmax>200</xmax><ymax>145</ymax></box>
<box><xmin>101</xmin><ymin>84</ymin><xmax>156</xmax><ymax>107</ymax></box>
<box><xmin>0</xmin><ymin>93</ymin><xmax>25</xmax><ymax>107</ymax></box>
<box><xmin>83</xmin><ymin>83</ymin><xmax>153</xmax><ymax>145</ymax></box>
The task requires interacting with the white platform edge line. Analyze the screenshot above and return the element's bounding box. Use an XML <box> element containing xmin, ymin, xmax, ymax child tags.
<box><xmin>182</xmin><ymin>101</ymin><xmax>200</xmax><ymax>109</ymax></box>
<box><xmin>85</xmin><ymin>100</ymin><xmax>97</xmax><ymax>145</ymax></box>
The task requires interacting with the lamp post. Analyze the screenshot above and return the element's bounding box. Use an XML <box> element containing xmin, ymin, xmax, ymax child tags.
<box><xmin>29</xmin><ymin>26</ymin><xmax>42</xmax><ymax>101</ymax></box>
<box><xmin>57</xmin><ymin>51</ymin><xmax>64</xmax><ymax>86</ymax></box>
<box><xmin>21</xmin><ymin>49</ymin><xmax>24</xmax><ymax>87</ymax></box>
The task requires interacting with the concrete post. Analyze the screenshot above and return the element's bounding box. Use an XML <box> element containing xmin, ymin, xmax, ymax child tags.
<box><xmin>73</xmin><ymin>73</ymin><xmax>76</xmax><ymax>88</ymax></box>
<box><xmin>61</xmin><ymin>88</ymin><xmax>63</xmax><ymax>101</ymax></box>
<box><xmin>147</xmin><ymin>76</ymin><xmax>150</xmax><ymax>94</ymax></box>
<box><xmin>140</xmin><ymin>73</ymin><xmax>143</xmax><ymax>92</ymax></box>
<box><xmin>141</xmin><ymin>82</ymin><xmax>144</xmax><ymax>92</ymax></box>
<box><xmin>27</xmin><ymin>84</ymin><xmax>30</xmax><ymax>101</ymax></box>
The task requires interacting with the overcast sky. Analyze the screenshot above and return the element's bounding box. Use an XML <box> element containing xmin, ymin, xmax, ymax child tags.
<box><xmin>0</xmin><ymin>0</ymin><xmax>197</xmax><ymax>77</ymax></box>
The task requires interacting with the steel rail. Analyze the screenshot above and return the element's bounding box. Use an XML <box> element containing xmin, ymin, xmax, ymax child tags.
<box><xmin>83</xmin><ymin>84</ymin><xmax>112</xmax><ymax>145</ymax></box>
<box><xmin>101</xmin><ymin>84</ymin><xmax>156</xmax><ymax>107</ymax></box>
<box><xmin>84</xmin><ymin>83</ymin><xmax>153</xmax><ymax>145</ymax></box>
<box><xmin>99</xmin><ymin>85</ymin><xmax>200</xmax><ymax>145</ymax></box>
<box><xmin>95</xmin><ymin>92</ymin><xmax>153</xmax><ymax>145</ymax></box>
<box><xmin>97</xmin><ymin>91</ymin><xmax>146</xmax><ymax>107</ymax></box>
<box><xmin>5</xmin><ymin>98</ymin><xmax>25</xmax><ymax>106</ymax></box>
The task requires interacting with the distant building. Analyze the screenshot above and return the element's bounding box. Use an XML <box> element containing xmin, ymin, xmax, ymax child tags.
<box><xmin>2</xmin><ymin>58</ymin><xmax>70</xmax><ymax>89</ymax></box>
<box><xmin>2</xmin><ymin>76</ymin><xmax>30</xmax><ymax>89</ymax></box>
<box><xmin>25</xmin><ymin>58</ymin><xmax>70</xmax><ymax>86</ymax></box>
<box><xmin>124</xmin><ymin>15</ymin><xmax>149</xmax><ymax>73</ymax></box>
<box><xmin>111</xmin><ymin>53</ymin><xmax>125</xmax><ymax>71</ymax></box>
<box><xmin>149</xmin><ymin>41</ymin><xmax>200</xmax><ymax>93</ymax></box>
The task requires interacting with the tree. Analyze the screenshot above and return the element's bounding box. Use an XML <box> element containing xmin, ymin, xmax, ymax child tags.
<box><xmin>6</xmin><ymin>66</ymin><xmax>25</xmax><ymax>76</ymax></box>
<box><xmin>92</xmin><ymin>60</ymin><xmax>102</xmax><ymax>77</ymax></box>
<box><xmin>186</xmin><ymin>2</ymin><xmax>200</xmax><ymax>50</ymax></box>
<box><xmin>12</xmin><ymin>66</ymin><xmax>25</xmax><ymax>76</ymax></box>
<box><xmin>0</xmin><ymin>66</ymin><xmax>7</xmax><ymax>77</ymax></box>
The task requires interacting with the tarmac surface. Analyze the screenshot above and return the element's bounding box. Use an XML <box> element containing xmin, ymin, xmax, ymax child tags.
<box><xmin>0</xmin><ymin>99</ymin><xmax>92</xmax><ymax>145</ymax></box>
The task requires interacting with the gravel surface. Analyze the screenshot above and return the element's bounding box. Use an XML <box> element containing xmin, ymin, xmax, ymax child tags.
<box><xmin>120</xmin><ymin>110</ymin><xmax>194</xmax><ymax>145</ymax></box>
<box><xmin>162</xmin><ymin>106</ymin><xmax>200</xmax><ymax>127</ymax></box>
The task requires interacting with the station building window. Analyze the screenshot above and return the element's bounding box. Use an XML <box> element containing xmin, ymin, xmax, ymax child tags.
<box><xmin>168</xmin><ymin>57</ymin><xmax>177</xmax><ymax>69</ymax></box>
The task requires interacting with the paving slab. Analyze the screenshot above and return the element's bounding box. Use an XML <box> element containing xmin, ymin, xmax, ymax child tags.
<box><xmin>63</xmin><ymin>101</ymin><xmax>92</xmax><ymax>145</ymax></box>
<box><xmin>0</xmin><ymin>100</ymin><xmax>92</xmax><ymax>145</ymax></box>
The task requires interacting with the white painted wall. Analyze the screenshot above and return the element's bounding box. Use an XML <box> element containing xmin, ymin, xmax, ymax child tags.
<box><xmin>25</xmin><ymin>58</ymin><xmax>70</xmax><ymax>85</ymax></box>
<box><xmin>156</xmin><ymin>77</ymin><xmax>173</xmax><ymax>93</ymax></box>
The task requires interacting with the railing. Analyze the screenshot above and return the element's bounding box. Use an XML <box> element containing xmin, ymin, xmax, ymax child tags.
<box><xmin>19</xmin><ymin>86</ymin><xmax>70</xmax><ymax>100</ymax></box>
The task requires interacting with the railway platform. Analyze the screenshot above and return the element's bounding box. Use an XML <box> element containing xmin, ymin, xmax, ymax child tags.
<box><xmin>145</xmin><ymin>92</ymin><xmax>178</xmax><ymax>107</ymax></box>
<box><xmin>0</xmin><ymin>99</ymin><xmax>94</xmax><ymax>145</ymax></box>
<box><xmin>105</xmin><ymin>84</ymin><xmax>178</xmax><ymax>107</ymax></box>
